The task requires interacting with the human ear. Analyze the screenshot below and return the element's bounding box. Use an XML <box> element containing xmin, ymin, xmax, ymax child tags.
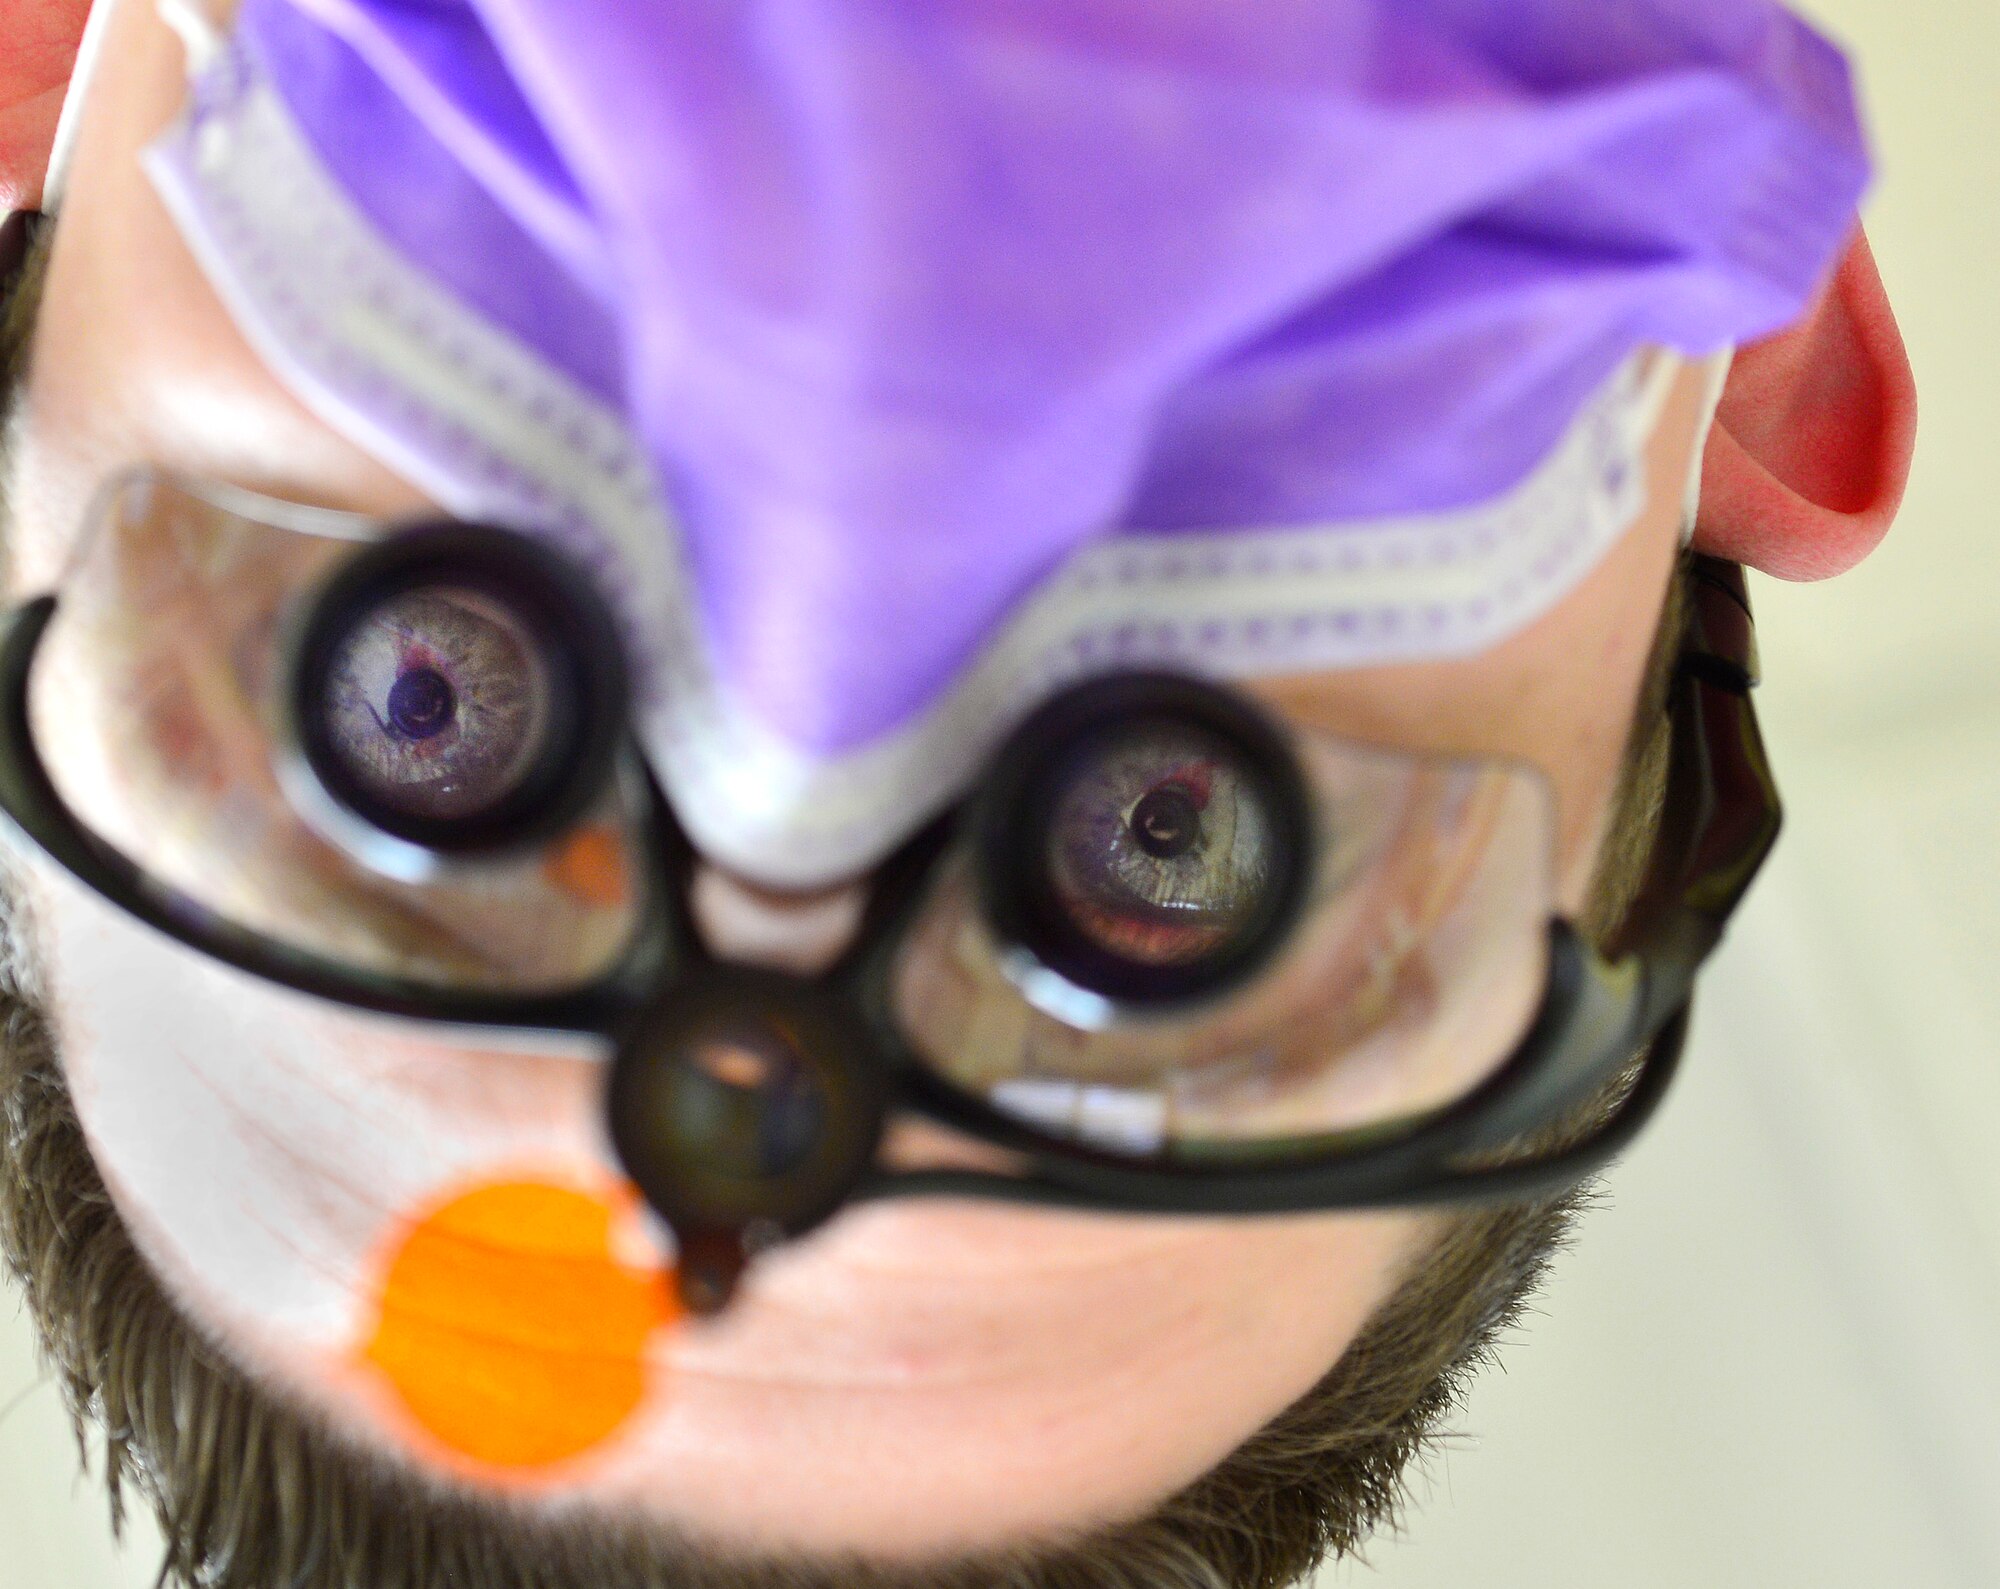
<box><xmin>0</xmin><ymin>0</ymin><xmax>92</xmax><ymax>210</ymax></box>
<box><xmin>1692</xmin><ymin>227</ymin><xmax>1917</xmax><ymax>580</ymax></box>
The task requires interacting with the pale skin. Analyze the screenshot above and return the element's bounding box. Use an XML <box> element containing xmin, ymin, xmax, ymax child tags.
<box><xmin>4</xmin><ymin>0</ymin><xmax>1716</xmax><ymax>1563</ymax></box>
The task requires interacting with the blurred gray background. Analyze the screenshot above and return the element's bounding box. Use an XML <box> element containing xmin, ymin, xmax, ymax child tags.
<box><xmin>4</xmin><ymin>0</ymin><xmax>1995</xmax><ymax>1585</ymax></box>
<box><xmin>1322</xmin><ymin>0</ymin><xmax>2000</xmax><ymax>1582</ymax></box>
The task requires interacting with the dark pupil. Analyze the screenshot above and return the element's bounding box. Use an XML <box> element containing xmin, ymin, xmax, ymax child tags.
<box><xmin>386</xmin><ymin>667</ymin><xmax>456</xmax><ymax>741</ymax></box>
<box><xmin>1130</xmin><ymin>786</ymin><xmax>1201</xmax><ymax>859</ymax></box>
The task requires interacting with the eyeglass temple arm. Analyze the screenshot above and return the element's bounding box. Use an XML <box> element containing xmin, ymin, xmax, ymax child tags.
<box><xmin>1449</xmin><ymin>556</ymin><xmax>1781</xmax><ymax>1155</ymax></box>
<box><xmin>1616</xmin><ymin>556</ymin><xmax>1781</xmax><ymax>977</ymax></box>
<box><xmin>0</xmin><ymin>212</ymin><xmax>42</xmax><ymax>288</ymax></box>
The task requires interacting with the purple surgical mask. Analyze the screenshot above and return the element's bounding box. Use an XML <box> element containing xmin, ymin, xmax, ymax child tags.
<box><xmin>140</xmin><ymin>0</ymin><xmax>1867</xmax><ymax>883</ymax></box>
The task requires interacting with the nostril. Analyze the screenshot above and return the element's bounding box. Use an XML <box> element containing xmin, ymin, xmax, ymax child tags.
<box><xmin>687</xmin><ymin>863</ymin><xmax>870</xmax><ymax>975</ymax></box>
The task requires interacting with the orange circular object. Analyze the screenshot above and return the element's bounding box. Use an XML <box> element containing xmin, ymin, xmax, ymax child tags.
<box><xmin>363</xmin><ymin>1180</ymin><xmax>679</xmax><ymax>1470</ymax></box>
<box><xmin>541</xmin><ymin>823</ymin><xmax>633</xmax><ymax>910</ymax></box>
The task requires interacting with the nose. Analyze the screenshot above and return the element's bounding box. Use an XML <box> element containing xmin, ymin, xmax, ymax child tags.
<box><xmin>687</xmin><ymin>863</ymin><xmax>871</xmax><ymax>974</ymax></box>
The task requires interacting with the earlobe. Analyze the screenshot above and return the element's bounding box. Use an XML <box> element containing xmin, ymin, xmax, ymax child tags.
<box><xmin>1692</xmin><ymin>228</ymin><xmax>1917</xmax><ymax>580</ymax></box>
<box><xmin>0</xmin><ymin>0</ymin><xmax>92</xmax><ymax>211</ymax></box>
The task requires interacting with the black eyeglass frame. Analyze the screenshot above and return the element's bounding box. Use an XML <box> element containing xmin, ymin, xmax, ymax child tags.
<box><xmin>0</xmin><ymin>538</ymin><xmax>1779</xmax><ymax>1233</ymax></box>
<box><xmin>864</xmin><ymin>553</ymin><xmax>1779</xmax><ymax>1216</ymax></box>
<box><xmin>0</xmin><ymin>208</ymin><xmax>1781</xmax><ymax>1291</ymax></box>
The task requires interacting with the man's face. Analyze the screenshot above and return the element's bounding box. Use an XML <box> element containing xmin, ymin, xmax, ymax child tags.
<box><xmin>1</xmin><ymin>0</ymin><xmax>1715</xmax><ymax>1566</ymax></box>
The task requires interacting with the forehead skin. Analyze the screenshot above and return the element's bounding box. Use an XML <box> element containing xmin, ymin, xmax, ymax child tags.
<box><xmin>5</xmin><ymin>0</ymin><xmax>1710</xmax><ymax>1563</ymax></box>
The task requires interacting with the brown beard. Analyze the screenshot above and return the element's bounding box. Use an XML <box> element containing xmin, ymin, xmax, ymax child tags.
<box><xmin>0</xmin><ymin>869</ymin><xmax>1580</xmax><ymax>1589</ymax></box>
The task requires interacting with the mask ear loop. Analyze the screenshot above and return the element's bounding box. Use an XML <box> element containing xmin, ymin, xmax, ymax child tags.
<box><xmin>40</xmin><ymin>0</ymin><xmax>120</xmax><ymax>216</ymax></box>
<box><xmin>155</xmin><ymin>0</ymin><xmax>226</xmax><ymax>69</ymax></box>
<box><xmin>42</xmin><ymin>0</ymin><xmax>225</xmax><ymax>215</ymax></box>
<box><xmin>1680</xmin><ymin>346</ymin><xmax>1736</xmax><ymax>545</ymax></box>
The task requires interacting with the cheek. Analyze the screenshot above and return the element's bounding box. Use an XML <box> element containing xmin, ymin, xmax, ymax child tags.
<box><xmin>30</xmin><ymin>861</ymin><xmax>642</xmax><ymax>1412</ymax></box>
<box><xmin>603</xmin><ymin>1197</ymin><xmax>1431</xmax><ymax>1550</ymax></box>
<box><xmin>24</xmin><ymin>863</ymin><xmax>1431</xmax><ymax>1544</ymax></box>
<box><xmin>354</xmin><ymin>1178</ymin><xmax>681</xmax><ymax>1476</ymax></box>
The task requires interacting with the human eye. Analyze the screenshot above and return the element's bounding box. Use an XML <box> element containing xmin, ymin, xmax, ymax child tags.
<box><xmin>1041</xmin><ymin>720</ymin><xmax>1278</xmax><ymax>970</ymax></box>
<box><xmin>316</xmin><ymin>587</ymin><xmax>551</xmax><ymax>824</ymax></box>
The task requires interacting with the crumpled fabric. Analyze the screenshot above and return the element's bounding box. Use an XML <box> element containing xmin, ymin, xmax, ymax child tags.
<box><xmin>235</xmin><ymin>0</ymin><xmax>1867</xmax><ymax>751</ymax></box>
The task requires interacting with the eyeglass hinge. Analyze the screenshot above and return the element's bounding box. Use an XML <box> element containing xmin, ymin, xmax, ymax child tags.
<box><xmin>1682</xmin><ymin>556</ymin><xmax>1760</xmax><ymax>693</ymax></box>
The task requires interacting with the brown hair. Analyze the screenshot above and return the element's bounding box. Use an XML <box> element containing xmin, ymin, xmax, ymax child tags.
<box><xmin>0</xmin><ymin>217</ymin><xmax>1685</xmax><ymax>1589</ymax></box>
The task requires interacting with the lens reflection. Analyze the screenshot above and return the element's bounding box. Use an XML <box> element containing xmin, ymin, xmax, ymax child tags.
<box><xmin>316</xmin><ymin>585</ymin><xmax>553</xmax><ymax>823</ymax></box>
<box><xmin>1041</xmin><ymin>717</ymin><xmax>1277</xmax><ymax>970</ymax></box>
<box><xmin>669</xmin><ymin>1026</ymin><xmax>826</xmax><ymax>1181</ymax></box>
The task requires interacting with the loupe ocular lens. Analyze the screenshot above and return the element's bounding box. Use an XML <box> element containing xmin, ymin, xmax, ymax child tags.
<box><xmin>285</xmin><ymin>523</ymin><xmax>627</xmax><ymax>861</ymax></box>
<box><xmin>975</xmin><ymin>674</ymin><xmax>1312</xmax><ymax>1014</ymax></box>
